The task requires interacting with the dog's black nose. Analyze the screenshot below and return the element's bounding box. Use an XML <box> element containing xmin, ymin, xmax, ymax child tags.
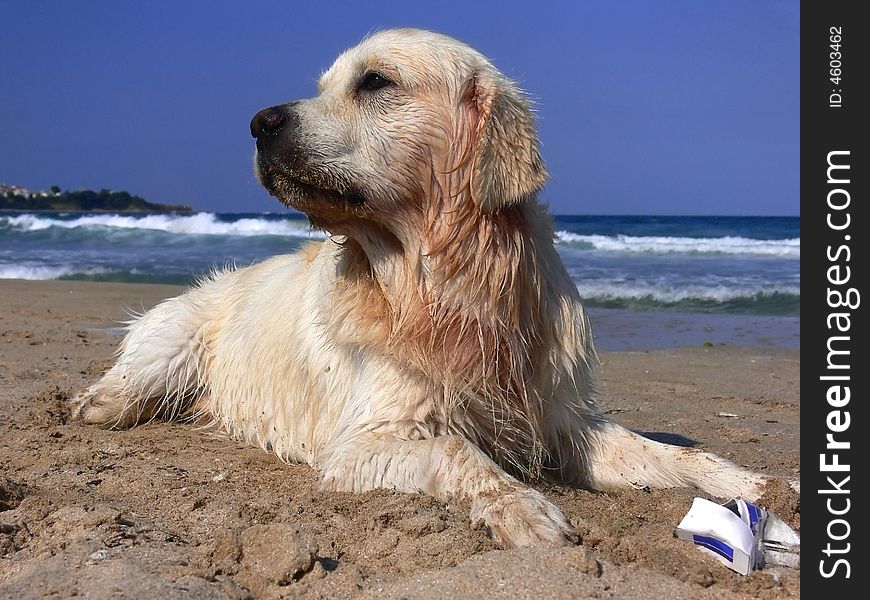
<box><xmin>250</xmin><ymin>107</ymin><xmax>286</xmax><ymax>138</ymax></box>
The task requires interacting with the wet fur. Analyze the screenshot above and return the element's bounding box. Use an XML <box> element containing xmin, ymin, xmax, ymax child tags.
<box><xmin>74</xmin><ymin>29</ymin><xmax>775</xmax><ymax>548</ymax></box>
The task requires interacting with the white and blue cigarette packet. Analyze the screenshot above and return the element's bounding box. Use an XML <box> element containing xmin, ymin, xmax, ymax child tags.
<box><xmin>675</xmin><ymin>497</ymin><xmax>800</xmax><ymax>575</ymax></box>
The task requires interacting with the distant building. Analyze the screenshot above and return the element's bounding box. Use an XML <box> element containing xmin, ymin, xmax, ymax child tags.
<box><xmin>0</xmin><ymin>183</ymin><xmax>61</xmax><ymax>198</ymax></box>
<box><xmin>0</xmin><ymin>183</ymin><xmax>32</xmax><ymax>197</ymax></box>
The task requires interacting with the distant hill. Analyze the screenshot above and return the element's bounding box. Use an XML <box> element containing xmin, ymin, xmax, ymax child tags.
<box><xmin>0</xmin><ymin>184</ymin><xmax>192</xmax><ymax>213</ymax></box>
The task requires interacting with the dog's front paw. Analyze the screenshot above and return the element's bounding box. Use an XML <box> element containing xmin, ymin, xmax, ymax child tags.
<box><xmin>71</xmin><ymin>385</ymin><xmax>138</xmax><ymax>429</ymax></box>
<box><xmin>471</xmin><ymin>488</ymin><xmax>579</xmax><ymax>548</ymax></box>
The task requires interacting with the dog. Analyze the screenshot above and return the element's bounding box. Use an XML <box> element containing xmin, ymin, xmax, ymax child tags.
<box><xmin>74</xmin><ymin>29</ymin><xmax>773</xmax><ymax>548</ymax></box>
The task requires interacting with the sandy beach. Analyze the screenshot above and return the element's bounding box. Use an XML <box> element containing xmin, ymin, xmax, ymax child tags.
<box><xmin>0</xmin><ymin>280</ymin><xmax>799</xmax><ymax>599</ymax></box>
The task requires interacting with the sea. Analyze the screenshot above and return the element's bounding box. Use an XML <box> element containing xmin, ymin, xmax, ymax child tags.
<box><xmin>0</xmin><ymin>212</ymin><xmax>799</xmax><ymax>349</ymax></box>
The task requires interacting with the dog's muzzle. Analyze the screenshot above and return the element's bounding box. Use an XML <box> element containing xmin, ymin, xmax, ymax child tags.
<box><xmin>250</xmin><ymin>102</ymin><xmax>367</xmax><ymax>216</ymax></box>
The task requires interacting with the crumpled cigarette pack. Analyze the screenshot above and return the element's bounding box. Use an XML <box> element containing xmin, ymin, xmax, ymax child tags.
<box><xmin>675</xmin><ymin>497</ymin><xmax>800</xmax><ymax>575</ymax></box>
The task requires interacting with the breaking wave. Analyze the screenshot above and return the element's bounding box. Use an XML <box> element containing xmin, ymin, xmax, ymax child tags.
<box><xmin>556</xmin><ymin>231</ymin><xmax>799</xmax><ymax>257</ymax></box>
<box><xmin>1</xmin><ymin>212</ymin><xmax>325</xmax><ymax>238</ymax></box>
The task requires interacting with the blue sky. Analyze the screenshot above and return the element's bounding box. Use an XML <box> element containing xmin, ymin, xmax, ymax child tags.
<box><xmin>0</xmin><ymin>1</ymin><xmax>799</xmax><ymax>215</ymax></box>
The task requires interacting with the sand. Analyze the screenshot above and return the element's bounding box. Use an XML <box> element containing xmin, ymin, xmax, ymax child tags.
<box><xmin>0</xmin><ymin>280</ymin><xmax>800</xmax><ymax>599</ymax></box>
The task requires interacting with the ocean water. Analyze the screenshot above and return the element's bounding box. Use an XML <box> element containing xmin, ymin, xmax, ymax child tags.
<box><xmin>0</xmin><ymin>212</ymin><xmax>799</xmax><ymax>317</ymax></box>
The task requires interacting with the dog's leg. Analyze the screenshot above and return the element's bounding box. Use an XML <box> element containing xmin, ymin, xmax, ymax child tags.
<box><xmin>320</xmin><ymin>434</ymin><xmax>578</xmax><ymax>548</ymax></box>
<box><xmin>583</xmin><ymin>420</ymin><xmax>768</xmax><ymax>500</ymax></box>
<box><xmin>73</xmin><ymin>294</ymin><xmax>212</xmax><ymax>429</ymax></box>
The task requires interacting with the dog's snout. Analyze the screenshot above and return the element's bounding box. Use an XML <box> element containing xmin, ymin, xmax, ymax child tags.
<box><xmin>250</xmin><ymin>107</ymin><xmax>286</xmax><ymax>138</ymax></box>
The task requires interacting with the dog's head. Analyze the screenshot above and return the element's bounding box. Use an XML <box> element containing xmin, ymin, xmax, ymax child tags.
<box><xmin>251</xmin><ymin>28</ymin><xmax>548</xmax><ymax>236</ymax></box>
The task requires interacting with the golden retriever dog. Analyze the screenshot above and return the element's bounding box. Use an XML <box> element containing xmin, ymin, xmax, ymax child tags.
<box><xmin>74</xmin><ymin>29</ymin><xmax>773</xmax><ymax>548</ymax></box>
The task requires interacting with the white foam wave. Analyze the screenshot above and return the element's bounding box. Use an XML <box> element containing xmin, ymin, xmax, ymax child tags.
<box><xmin>2</xmin><ymin>213</ymin><xmax>326</xmax><ymax>238</ymax></box>
<box><xmin>556</xmin><ymin>231</ymin><xmax>800</xmax><ymax>257</ymax></box>
<box><xmin>0</xmin><ymin>264</ymin><xmax>109</xmax><ymax>280</ymax></box>
<box><xmin>576</xmin><ymin>281</ymin><xmax>800</xmax><ymax>304</ymax></box>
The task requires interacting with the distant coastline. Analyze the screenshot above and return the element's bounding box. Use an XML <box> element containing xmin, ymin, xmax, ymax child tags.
<box><xmin>0</xmin><ymin>183</ymin><xmax>192</xmax><ymax>213</ymax></box>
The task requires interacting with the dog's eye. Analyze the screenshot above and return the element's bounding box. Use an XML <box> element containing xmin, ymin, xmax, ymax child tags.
<box><xmin>359</xmin><ymin>72</ymin><xmax>392</xmax><ymax>92</ymax></box>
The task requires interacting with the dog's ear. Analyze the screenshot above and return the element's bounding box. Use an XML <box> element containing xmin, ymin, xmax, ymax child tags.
<box><xmin>464</xmin><ymin>70</ymin><xmax>549</xmax><ymax>212</ymax></box>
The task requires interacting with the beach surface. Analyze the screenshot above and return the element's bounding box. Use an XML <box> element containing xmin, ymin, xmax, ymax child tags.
<box><xmin>0</xmin><ymin>280</ymin><xmax>800</xmax><ymax>599</ymax></box>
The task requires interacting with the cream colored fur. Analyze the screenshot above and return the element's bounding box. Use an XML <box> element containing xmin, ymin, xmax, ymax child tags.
<box><xmin>74</xmin><ymin>29</ymin><xmax>774</xmax><ymax>548</ymax></box>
